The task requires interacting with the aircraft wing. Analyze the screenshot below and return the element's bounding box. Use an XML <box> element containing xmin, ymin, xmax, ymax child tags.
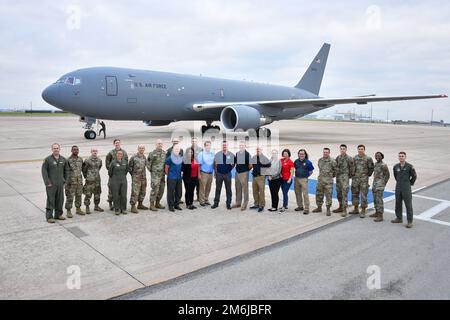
<box><xmin>193</xmin><ymin>94</ymin><xmax>447</xmax><ymax>111</ymax></box>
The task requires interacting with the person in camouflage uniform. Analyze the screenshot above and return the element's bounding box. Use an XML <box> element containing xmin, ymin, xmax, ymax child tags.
<box><xmin>333</xmin><ymin>144</ymin><xmax>355</xmax><ymax>217</ymax></box>
<box><xmin>64</xmin><ymin>145</ymin><xmax>84</xmax><ymax>218</ymax></box>
<box><xmin>147</xmin><ymin>139</ymin><xmax>166</xmax><ymax>211</ymax></box>
<box><xmin>41</xmin><ymin>143</ymin><xmax>67</xmax><ymax>223</ymax></box>
<box><xmin>313</xmin><ymin>148</ymin><xmax>337</xmax><ymax>216</ymax></box>
<box><xmin>351</xmin><ymin>144</ymin><xmax>374</xmax><ymax>218</ymax></box>
<box><xmin>129</xmin><ymin>144</ymin><xmax>149</xmax><ymax>213</ymax></box>
<box><xmin>82</xmin><ymin>147</ymin><xmax>103</xmax><ymax>214</ymax></box>
<box><xmin>105</xmin><ymin>139</ymin><xmax>128</xmax><ymax>210</ymax></box>
<box><xmin>370</xmin><ymin>152</ymin><xmax>390</xmax><ymax>222</ymax></box>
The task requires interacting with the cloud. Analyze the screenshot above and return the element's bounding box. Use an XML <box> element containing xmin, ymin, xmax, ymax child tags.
<box><xmin>0</xmin><ymin>0</ymin><xmax>449</xmax><ymax>120</ymax></box>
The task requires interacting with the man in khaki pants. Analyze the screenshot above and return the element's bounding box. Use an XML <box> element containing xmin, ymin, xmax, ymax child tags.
<box><xmin>234</xmin><ymin>141</ymin><xmax>252</xmax><ymax>210</ymax></box>
<box><xmin>294</xmin><ymin>149</ymin><xmax>315</xmax><ymax>215</ymax></box>
<box><xmin>250</xmin><ymin>146</ymin><xmax>271</xmax><ymax>213</ymax></box>
<box><xmin>197</xmin><ymin>141</ymin><xmax>215</xmax><ymax>206</ymax></box>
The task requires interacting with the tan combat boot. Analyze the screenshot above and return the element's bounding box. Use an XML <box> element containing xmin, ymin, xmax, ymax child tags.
<box><xmin>360</xmin><ymin>208</ymin><xmax>366</xmax><ymax>218</ymax></box>
<box><xmin>312</xmin><ymin>206</ymin><xmax>322</xmax><ymax>213</ymax></box>
<box><xmin>332</xmin><ymin>206</ymin><xmax>343</xmax><ymax>213</ymax></box>
<box><xmin>66</xmin><ymin>209</ymin><xmax>73</xmax><ymax>219</ymax></box>
<box><xmin>155</xmin><ymin>202</ymin><xmax>165</xmax><ymax>209</ymax></box>
<box><xmin>56</xmin><ymin>215</ymin><xmax>66</xmax><ymax>220</ymax></box>
<box><xmin>149</xmin><ymin>201</ymin><xmax>158</xmax><ymax>211</ymax></box>
<box><xmin>406</xmin><ymin>222</ymin><xmax>413</xmax><ymax>229</ymax></box>
<box><xmin>131</xmin><ymin>204</ymin><xmax>139</xmax><ymax>214</ymax></box>
<box><xmin>94</xmin><ymin>205</ymin><xmax>104</xmax><ymax>212</ymax></box>
<box><xmin>391</xmin><ymin>218</ymin><xmax>403</xmax><ymax>224</ymax></box>
<box><xmin>85</xmin><ymin>206</ymin><xmax>91</xmax><ymax>215</ymax></box>
<box><xmin>47</xmin><ymin>218</ymin><xmax>56</xmax><ymax>224</ymax></box>
<box><xmin>374</xmin><ymin>213</ymin><xmax>383</xmax><ymax>222</ymax></box>
<box><xmin>326</xmin><ymin>206</ymin><xmax>331</xmax><ymax>216</ymax></box>
<box><xmin>350</xmin><ymin>206</ymin><xmax>359</xmax><ymax>215</ymax></box>
<box><xmin>76</xmin><ymin>207</ymin><xmax>85</xmax><ymax>215</ymax></box>
<box><xmin>137</xmin><ymin>202</ymin><xmax>148</xmax><ymax>210</ymax></box>
<box><xmin>341</xmin><ymin>207</ymin><xmax>348</xmax><ymax>217</ymax></box>
<box><xmin>369</xmin><ymin>212</ymin><xmax>378</xmax><ymax>218</ymax></box>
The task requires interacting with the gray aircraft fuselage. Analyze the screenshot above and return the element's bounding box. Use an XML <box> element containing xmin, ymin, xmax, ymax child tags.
<box><xmin>42</xmin><ymin>43</ymin><xmax>447</xmax><ymax>138</ymax></box>
<box><xmin>42</xmin><ymin>66</ymin><xmax>319</xmax><ymax>122</ymax></box>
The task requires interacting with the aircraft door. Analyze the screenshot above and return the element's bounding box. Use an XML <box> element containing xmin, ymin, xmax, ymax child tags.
<box><xmin>106</xmin><ymin>76</ymin><xmax>118</xmax><ymax>96</ymax></box>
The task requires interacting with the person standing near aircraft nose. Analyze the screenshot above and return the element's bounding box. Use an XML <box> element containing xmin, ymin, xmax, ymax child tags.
<box><xmin>333</xmin><ymin>144</ymin><xmax>355</xmax><ymax>217</ymax></box>
<box><xmin>391</xmin><ymin>152</ymin><xmax>417</xmax><ymax>229</ymax></box>
<box><xmin>106</xmin><ymin>139</ymin><xmax>128</xmax><ymax>210</ymax></box>
<box><xmin>129</xmin><ymin>145</ymin><xmax>149</xmax><ymax>214</ymax></box>
<box><xmin>82</xmin><ymin>147</ymin><xmax>103</xmax><ymax>214</ymax></box>
<box><xmin>197</xmin><ymin>140</ymin><xmax>215</xmax><ymax>207</ymax></box>
<box><xmin>99</xmin><ymin>121</ymin><xmax>106</xmax><ymax>139</ymax></box>
<box><xmin>313</xmin><ymin>148</ymin><xmax>337</xmax><ymax>216</ymax></box>
<box><xmin>351</xmin><ymin>145</ymin><xmax>374</xmax><ymax>218</ymax></box>
<box><xmin>42</xmin><ymin>143</ymin><xmax>67</xmax><ymax>223</ymax></box>
<box><xmin>212</xmin><ymin>141</ymin><xmax>235</xmax><ymax>210</ymax></box>
<box><xmin>147</xmin><ymin>139</ymin><xmax>166</xmax><ymax>211</ymax></box>
<box><xmin>108</xmin><ymin>150</ymin><xmax>129</xmax><ymax>215</ymax></box>
<box><xmin>370</xmin><ymin>152</ymin><xmax>390</xmax><ymax>222</ymax></box>
<box><xmin>64</xmin><ymin>145</ymin><xmax>84</xmax><ymax>218</ymax></box>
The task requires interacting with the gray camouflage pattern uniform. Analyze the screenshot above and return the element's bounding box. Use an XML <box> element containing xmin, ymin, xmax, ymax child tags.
<box><xmin>82</xmin><ymin>156</ymin><xmax>102</xmax><ymax>206</ymax></box>
<box><xmin>129</xmin><ymin>153</ymin><xmax>148</xmax><ymax>205</ymax></box>
<box><xmin>335</xmin><ymin>154</ymin><xmax>355</xmax><ymax>209</ymax></box>
<box><xmin>147</xmin><ymin>148</ymin><xmax>166</xmax><ymax>203</ymax></box>
<box><xmin>316</xmin><ymin>157</ymin><xmax>337</xmax><ymax>207</ymax></box>
<box><xmin>64</xmin><ymin>155</ymin><xmax>83</xmax><ymax>209</ymax></box>
<box><xmin>372</xmin><ymin>161</ymin><xmax>390</xmax><ymax>214</ymax></box>
<box><xmin>352</xmin><ymin>154</ymin><xmax>374</xmax><ymax>209</ymax></box>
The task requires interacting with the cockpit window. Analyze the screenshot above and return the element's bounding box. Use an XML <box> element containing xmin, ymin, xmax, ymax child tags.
<box><xmin>65</xmin><ymin>77</ymin><xmax>75</xmax><ymax>85</ymax></box>
<box><xmin>56</xmin><ymin>76</ymin><xmax>82</xmax><ymax>85</ymax></box>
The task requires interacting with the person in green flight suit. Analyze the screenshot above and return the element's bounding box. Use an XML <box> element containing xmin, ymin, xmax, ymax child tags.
<box><xmin>391</xmin><ymin>151</ymin><xmax>417</xmax><ymax>229</ymax></box>
<box><xmin>41</xmin><ymin>143</ymin><xmax>67</xmax><ymax>223</ymax></box>
<box><xmin>108</xmin><ymin>150</ymin><xmax>130</xmax><ymax>215</ymax></box>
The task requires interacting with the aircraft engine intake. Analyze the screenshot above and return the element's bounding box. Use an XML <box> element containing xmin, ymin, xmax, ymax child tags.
<box><xmin>220</xmin><ymin>105</ymin><xmax>272</xmax><ymax>131</ymax></box>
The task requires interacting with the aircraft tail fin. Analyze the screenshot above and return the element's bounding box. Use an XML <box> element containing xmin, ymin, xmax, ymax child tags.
<box><xmin>295</xmin><ymin>43</ymin><xmax>330</xmax><ymax>95</ymax></box>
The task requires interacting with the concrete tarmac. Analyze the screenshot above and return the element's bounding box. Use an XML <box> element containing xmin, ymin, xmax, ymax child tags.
<box><xmin>0</xmin><ymin>116</ymin><xmax>449</xmax><ymax>299</ymax></box>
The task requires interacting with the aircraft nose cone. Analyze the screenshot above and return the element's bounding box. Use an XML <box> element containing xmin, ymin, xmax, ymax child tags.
<box><xmin>42</xmin><ymin>85</ymin><xmax>59</xmax><ymax>106</ymax></box>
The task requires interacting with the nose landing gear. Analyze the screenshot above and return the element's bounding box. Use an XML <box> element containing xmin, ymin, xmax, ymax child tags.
<box><xmin>80</xmin><ymin>116</ymin><xmax>97</xmax><ymax>140</ymax></box>
<box><xmin>84</xmin><ymin>130</ymin><xmax>97</xmax><ymax>140</ymax></box>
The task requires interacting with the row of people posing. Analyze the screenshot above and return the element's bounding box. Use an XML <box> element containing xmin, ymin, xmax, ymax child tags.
<box><xmin>42</xmin><ymin>139</ymin><xmax>416</xmax><ymax>229</ymax></box>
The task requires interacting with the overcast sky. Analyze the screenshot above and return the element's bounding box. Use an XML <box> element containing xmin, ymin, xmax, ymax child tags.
<box><xmin>0</xmin><ymin>0</ymin><xmax>449</xmax><ymax>120</ymax></box>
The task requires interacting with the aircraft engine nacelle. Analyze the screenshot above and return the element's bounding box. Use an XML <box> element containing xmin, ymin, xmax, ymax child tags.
<box><xmin>220</xmin><ymin>105</ymin><xmax>272</xmax><ymax>131</ymax></box>
<box><xmin>143</xmin><ymin>120</ymin><xmax>173</xmax><ymax>126</ymax></box>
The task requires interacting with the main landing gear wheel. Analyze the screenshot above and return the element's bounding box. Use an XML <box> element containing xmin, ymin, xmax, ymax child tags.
<box><xmin>84</xmin><ymin>130</ymin><xmax>97</xmax><ymax>140</ymax></box>
<box><xmin>201</xmin><ymin>125</ymin><xmax>221</xmax><ymax>134</ymax></box>
<box><xmin>256</xmin><ymin>128</ymin><xmax>271</xmax><ymax>138</ymax></box>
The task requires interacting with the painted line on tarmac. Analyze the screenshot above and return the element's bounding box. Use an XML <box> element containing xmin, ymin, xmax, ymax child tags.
<box><xmin>418</xmin><ymin>202</ymin><xmax>450</xmax><ymax>219</ymax></box>
<box><xmin>412</xmin><ymin>194</ymin><xmax>449</xmax><ymax>203</ymax></box>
